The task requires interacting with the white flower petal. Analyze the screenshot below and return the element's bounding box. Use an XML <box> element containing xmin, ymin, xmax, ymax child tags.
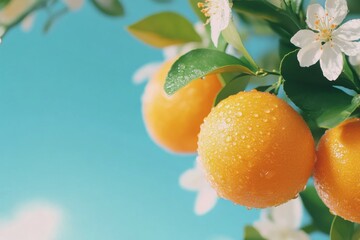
<box><xmin>179</xmin><ymin>168</ymin><xmax>204</xmax><ymax>191</ymax></box>
<box><xmin>64</xmin><ymin>0</ymin><xmax>84</xmax><ymax>11</ymax></box>
<box><xmin>320</xmin><ymin>43</ymin><xmax>343</xmax><ymax>81</ymax></box>
<box><xmin>349</xmin><ymin>54</ymin><xmax>360</xmax><ymax>66</ymax></box>
<box><xmin>333</xmin><ymin>19</ymin><xmax>360</xmax><ymax>41</ymax></box>
<box><xmin>208</xmin><ymin>0</ymin><xmax>232</xmax><ymax>47</ymax></box>
<box><xmin>325</xmin><ymin>0</ymin><xmax>348</xmax><ymax>26</ymax></box>
<box><xmin>132</xmin><ymin>62</ymin><xmax>161</xmax><ymax>84</ymax></box>
<box><xmin>333</xmin><ymin>38</ymin><xmax>360</xmax><ymax>56</ymax></box>
<box><xmin>306</xmin><ymin>4</ymin><xmax>325</xmax><ymax>30</ymax></box>
<box><xmin>297</xmin><ymin>41</ymin><xmax>322</xmax><ymax>67</ymax></box>
<box><xmin>20</xmin><ymin>13</ymin><xmax>36</xmax><ymax>32</ymax></box>
<box><xmin>210</xmin><ymin>16</ymin><xmax>223</xmax><ymax>47</ymax></box>
<box><xmin>272</xmin><ymin>198</ymin><xmax>303</xmax><ymax>230</ymax></box>
<box><xmin>194</xmin><ymin>187</ymin><xmax>218</xmax><ymax>215</ymax></box>
<box><xmin>254</xmin><ymin>211</ymin><xmax>281</xmax><ymax>238</ymax></box>
<box><xmin>291</xmin><ymin>30</ymin><xmax>317</xmax><ymax>48</ymax></box>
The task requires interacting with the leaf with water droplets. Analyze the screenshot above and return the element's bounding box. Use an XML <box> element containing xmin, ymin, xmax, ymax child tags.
<box><xmin>165</xmin><ymin>49</ymin><xmax>257</xmax><ymax>95</ymax></box>
<box><xmin>127</xmin><ymin>12</ymin><xmax>201</xmax><ymax>48</ymax></box>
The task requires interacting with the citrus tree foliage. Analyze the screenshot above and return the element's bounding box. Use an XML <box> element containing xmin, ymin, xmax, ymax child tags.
<box><xmin>3</xmin><ymin>0</ymin><xmax>360</xmax><ymax>239</ymax></box>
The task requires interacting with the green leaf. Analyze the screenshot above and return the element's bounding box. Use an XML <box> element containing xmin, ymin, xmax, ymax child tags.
<box><xmin>349</xmin><ymin>0</ymin><xmax>360</xmax><ymax>14</ymax></box>
<box><xmin>281</xmin><ymin>51</ymin><xmax>360</xmax><ymax>129</ymax></box>
<box><xmin>285</xmin><ymin>0</ymin><xmax>303</xmax><ymax>14</ymax></box>
<box><xmin>165</xmin><ymin>49</ymin><xmax>257</xmax><ymax>95</ymax></box>
<box><xmin>341</xmin><ymin>57</ymin><xmax>360</xmax><ymax>91</ymax></box>
<box><xmin>279</xmin><ymin>38</ymin><xmax>296</xmax><ymax>59</ymax></box>
<box><xmin>43</xmin><ymin>8</ymin><xmax>68</xmax><ymax>33</ymax></box>
<box><xmin>352</xmin><ymin>225</ymin><xmax>360</xmax><ymax>240</ymax></box>
<box><xmin>244</xmin><ymin>226</ymin><xmax>266</xmax><ymax>240</ymax></box>
<box><xmin>127</xmin><ymin>12</ymin><xmax>202</xmax><ymax>48</ymax></box>
<box><xmin>0</xmin><ymin>0</ymin><xmax>10</xmax><ymax>10</ymax></box>
<box><xmin>300</xmin><ymin>186</ymin><xmax>334</xmax><ymax>234</ymax></box>
<box><xmin>330</xmin><ymin>216</ymin><xmax>355</xmax><ymax>240</ymax></box>
<box><xmin>232</xmin><ymin>0</ymin><xmax>302</xmax><ymax>37</ymax></box>
<box><xmin>214</xmin><ymin>76</ymin><xmax>251</xmax><ymax>106</ymax></box>
<box><xmin>91</xmin><ymin>0</ymin><xmax>124</xmax><ymax>16</ymax></box>
<box><xmin>188</xmin><ymin>0</ymin><xmax>207</xmax><ymax>23</ymax></box>
<box><xmin>0</xmin><ymin>0</ymin><xmax>45</xmax><ymax>29</ymax></box>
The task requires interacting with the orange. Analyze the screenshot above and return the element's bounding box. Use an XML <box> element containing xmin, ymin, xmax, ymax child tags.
<box><xmin>142</xmin><ymin>59</ymin><xmax>222</xmax><ymax>153</ymax></box>
<box><xmin>314</xmin><ymin>118</ymin><xmax>360</xmax><ymax>223</ymax></box>
<box><xmin>197</xmin><ymin>90</ymin><xmax>315</xmax><ymax>208</ymax></box>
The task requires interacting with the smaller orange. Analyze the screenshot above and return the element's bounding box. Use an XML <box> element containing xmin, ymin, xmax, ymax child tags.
<box><xmin>314</xmin><ymin>118</ymin><xmax>360</xmax><ymax>223</ymax></box>
<box><xmin>142</xmin><ymin>59</ymin><xmax>222</xmax><ymax>153</ymax></box>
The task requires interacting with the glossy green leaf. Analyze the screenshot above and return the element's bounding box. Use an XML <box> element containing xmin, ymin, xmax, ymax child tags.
<box><xmin>91</xmin><ymin>0</ymin><xmax>124</xmax><ymax>16</ymax></box>
<box><xmin>244</xmin><ymin>226</ymin><xmax>266</xmax><ymax>240</ymax></box>
<box><xmin>232</xmin><ymin>0</ymin><xmax>302</xmax><ymax>36</ymax></box>
<box><xmin>214</xmin><ymin>76</ymin><xmax>251</xmax><ymax>106</ymax></box>
<box><xmin>300</xmin><ymin>186</ymin><xmax>334</xmax><ymax>234</ymax></box>
<box><xmin>281</xmin><ymin>51</ymin><xmax>360</xmax><ymax>129</ymax></box>
<box><xmin>165</xmin><ymin>49</ymin><xmax>257</xmax><ymax>95</ymax></box>
<box><xmin>128</xmin><ymin>12</ymin><xmax>201</xmax><ymax>48</ymax></box>
<box><xmin>330</xmin><ymin>216</ymin><xmax>355</xmax><ymax>240</ymax></box>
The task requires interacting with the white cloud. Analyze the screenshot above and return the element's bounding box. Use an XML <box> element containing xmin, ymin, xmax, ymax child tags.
<box><xmin>0</xmin><ymin>202</ymin><xmax>63</xmax><ymax>240</ymax></box>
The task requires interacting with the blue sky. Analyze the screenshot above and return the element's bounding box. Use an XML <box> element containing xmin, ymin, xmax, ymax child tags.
<box><xmin>0</xmin><ymin>1</ymin><xmax>327</xmax><ymax>239</ymax></box>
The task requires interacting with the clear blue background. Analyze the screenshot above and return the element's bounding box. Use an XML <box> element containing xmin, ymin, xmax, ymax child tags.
<box><xmin>0</xmin><ymin>1</ymin><xmax>327</xmax><ymax>239</ymax></box>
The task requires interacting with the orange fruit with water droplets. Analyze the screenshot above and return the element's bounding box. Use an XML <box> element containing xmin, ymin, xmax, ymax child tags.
<box><xmin>142</xmin><ymin>59</ymin><xmax>222</xmax><ymax>153</ymax></box>
<box><xmin>197</xmin><ymin>90</ymin><xmax>315</xmax><ymax>208</ymax></box>
<box><xmin>314</xmin><ymin>118</ymin><xmax>360</xmax><ymax>223</ymax></box>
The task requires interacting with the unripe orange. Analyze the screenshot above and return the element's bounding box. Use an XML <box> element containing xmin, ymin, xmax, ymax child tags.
<box><xmin>198</xmin><ymin>90</ymin><xmax>315</xmax><ymax>208</ymax></box>
<box><xmin>142</xmin><ymin>60</ymin><xmax>222</xmax><ymax>153</ymax></box>
<box><xmin>314</xmin><ymin>118</ymin><xmax>360</xmax><ymax>223</ymax></box>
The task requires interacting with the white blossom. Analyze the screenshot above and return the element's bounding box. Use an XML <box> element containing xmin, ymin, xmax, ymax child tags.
<box><xmin>291</xmin><ymin>0</ymin><xmax>360</xmax><ymax>81</ymax></box>
<box><xmin>179</xmin><ymin>156</ymin><xmax>218</xmax><ymax>215</ymax></box>
<box><xmin>349</xmin><ymin>54</ymin><xmax>360</xmax><ymax>66</ymax></box>
<box><xmin>254</xmin><ymin>198</ymin><xmax>309</xmax><ymax>240</ymax></box>
<box><xmin>198</xmin><ymin>0</ymin><xmax>232</xmax><ymax>47</ymax></box>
